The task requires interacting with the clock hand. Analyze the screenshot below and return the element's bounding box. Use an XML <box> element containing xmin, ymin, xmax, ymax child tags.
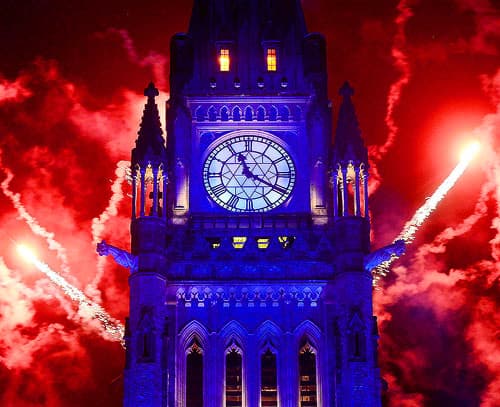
<box><xmin>238</xmin><ymin>153</ymin><xmax>287</xmax><ymax>193</ymax></box>
<box><xmin>238</xmin><ymin>153</ymin><xmax>254</xmax><ymax>178</ymax></box>
<box><xmin>251</xmin><ymin>173</ymin><xmax>288</xmax><ymax>194</ymax></box>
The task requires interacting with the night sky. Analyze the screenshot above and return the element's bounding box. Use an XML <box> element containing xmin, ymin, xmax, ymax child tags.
<box><xmin>0</xmin><ymin>1</ymin><xmax>499</xmax><ymax>406</ymax></box>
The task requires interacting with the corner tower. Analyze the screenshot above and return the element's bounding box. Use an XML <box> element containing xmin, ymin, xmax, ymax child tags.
<box><xmin>119</xmin><ymin>2</ymin><xmax>382</xmax><ymax>406</ymax></box>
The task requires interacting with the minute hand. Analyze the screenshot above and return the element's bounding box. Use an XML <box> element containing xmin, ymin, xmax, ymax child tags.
<box><xmin>252</xmin><ymin>174</ymin><xmax>287</xmax><ymax>194</ymax></box>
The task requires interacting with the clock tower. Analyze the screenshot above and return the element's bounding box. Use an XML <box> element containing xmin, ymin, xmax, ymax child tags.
<box><xmin>118</xmin><ymin>1</ymin><xmax>382</xmax><ymax>406</ymax></box>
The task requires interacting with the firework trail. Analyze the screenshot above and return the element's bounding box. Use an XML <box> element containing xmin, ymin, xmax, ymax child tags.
<box><xmin>0</xmin><ymin>165</ymin><xmax>71</xmax><ymax>274</ymax></box>
<box><xmin>17</xmin><ymin>244</ymin><xmax>124</xmax><ymax>342</ymax></box>
<box><xmin>89</xmin><ymin>160</ymin><xmax>130</xmax><ymax>293</ymax></box>
<box><xmin>369</xmin><ymin>0</ymin><xmax>414</xmax><ymax>194</ymax></box>
<box><xmin>374</xmin><ymin>141</ymin><xmax>481</xmax><ymax>278</ymax></box>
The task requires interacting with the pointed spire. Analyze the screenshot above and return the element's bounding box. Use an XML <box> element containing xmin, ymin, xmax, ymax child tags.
<box><xmin>135</xmin><ymin>82</ymin><xmax>165</xmax><ymax>157</ymax></box>
<box><xmin>333</xmin><ymin>81</ymin><xmax>368</xmax><ymax>164</ymax></box>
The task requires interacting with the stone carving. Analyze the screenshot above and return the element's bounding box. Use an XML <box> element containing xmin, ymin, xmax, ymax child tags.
<box><xmin>363</xmin><ymin>239</ymin><xmax>405</xmax><ymax>272</ymax></box>
<box><xmin>96</xmin><ymin>240</ymin><xmax>138</xmax><ymax>272</ymax></box>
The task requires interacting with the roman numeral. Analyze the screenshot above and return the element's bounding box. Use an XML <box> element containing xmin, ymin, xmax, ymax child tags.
<box><xmin>245</xmin><ymin>139</ymin><xmax>253</xmax><ymax>151</ymax></box>
<box><xmin>208</xmin><ymin>172</ymin><xmax>221</xmax><ymax>178</ymax></box>
<box><xmin>211</xmin><ymin>184</ymin><xmax>226</xmax><ymax>196</ymax></box>
<box><xmin>227</xmin><ymin>144</ymin><xmax>236</xmax><ymax>155</ymax></box>
<box><xmin>273</xmin><ymin>156</ymin><xmax>286</xmax><ymax>165</ymax></box>
<box><xmin>277</xmin><ymin>171</ymin><xmax>290</xmax><ymax>178</ymax></box>
<box><xmin>227</xmin><ymin>195</ymin><xmax>240</xmax><ymax>208</ymax></box>
<box><xmin>246</xmin><ymin>199</ymin><xmax>254</xmax><ymax>211</ymax></box>
<box><xmin>263</xmin><ymin>195</ymin><xmax>272</xmax><ymax>207</ymax></box>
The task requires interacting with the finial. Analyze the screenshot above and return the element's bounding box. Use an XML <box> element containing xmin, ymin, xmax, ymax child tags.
<box><xmin>144</xmin><ymin>82</ymin><xmax>159</xmax><ymax>98</ymax></box>
<box><xmin>339</xmin><ymin>81</ymin><xmax>354</xmax><ymax>98</ymax></box>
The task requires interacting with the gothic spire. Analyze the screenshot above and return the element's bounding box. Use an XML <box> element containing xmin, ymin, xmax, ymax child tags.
<box><xmin>333</xmin><ymin>82</ymin><xmax>368</xmax><ymax>165</ymax></box>
<box><xmin>134</xmin><ymin>82</ymin><xmax>165</xmax><ymax>159</ymax></box>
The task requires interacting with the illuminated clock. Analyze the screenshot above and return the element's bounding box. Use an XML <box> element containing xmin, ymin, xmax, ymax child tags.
<box><xmin>203</xmin><ymin>134</ymin><xmax>295</xmax><ymax>212</ymax></box>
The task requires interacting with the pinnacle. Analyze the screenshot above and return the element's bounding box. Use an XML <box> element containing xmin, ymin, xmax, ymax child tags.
<box><xmin>144</xmin><ymin>82</ymin><xmax>159</xmax><ymax>98</ymax></box>
<box><xmin>339</xmin><ymin>81</ymin><xmax>354</xmax><ymax>98</ymax></box>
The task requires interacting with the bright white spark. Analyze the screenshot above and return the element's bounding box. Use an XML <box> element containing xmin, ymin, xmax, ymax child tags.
<box><xmin>374</xmin><ymin>141</ymin><xmax>481</xmax><ymax>279</ymax></box>
<box><xmin>16</xmin><ymin>244</ymin><xmax>124</xmax><ymax>342</ymax></box>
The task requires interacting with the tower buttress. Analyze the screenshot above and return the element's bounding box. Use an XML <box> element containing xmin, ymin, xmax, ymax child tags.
<box><xmin>329</xmin><ymin>82</ymin><xmax>381</xmax><ymax>407</ymax></box>
<box><xmin>125</xmin><ymin>83</ymin><xmax>168</xmax><ymax>407</ymax></box>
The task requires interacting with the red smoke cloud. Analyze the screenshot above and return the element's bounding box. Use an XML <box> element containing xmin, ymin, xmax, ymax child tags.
<box><xmin>0</xmin><ymin>2</ymin><xmax>498</xmax><ymax>406</ymax></box>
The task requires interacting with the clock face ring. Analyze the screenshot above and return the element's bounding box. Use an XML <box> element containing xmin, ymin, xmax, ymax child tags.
<box><xmin>202</xmin><ymin>134</ymin><xmax>296</xmax><ymax>212</ymax></box>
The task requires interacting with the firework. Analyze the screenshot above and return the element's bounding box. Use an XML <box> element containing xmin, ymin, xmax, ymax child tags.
<box><xmin>16</xmin><ymin>244</ymin><xmax>124</xmax><ymax>343</ymax></box>
<box><xmin>374</xmin><ymin>141</ymin><xmax>481</xmax><ymax>278</ymax></box>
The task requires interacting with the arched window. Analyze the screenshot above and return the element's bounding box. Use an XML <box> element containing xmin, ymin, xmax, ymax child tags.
<box><xmin>137</xmin><ymin>306</ymin><xmax>155</xmax><ymax>363</ymax></box>
<box><xmin>348</xmin><ymin>311</ymin><xmax>367</xmax><ymax>361</ymax></box>
<box><xmin>186</xmin><ymin>342</ymin><xmax>203</xmax><ymax>407</ymax></box>
<box><xmin>221</xmin><ymin>106</ymin><xmax>229</xmax><ymax>121</ymax></box>
<box><xmin>244</xmin><ymin>106</ymin><xmax>253</xmax><ymax>121</ymax></box>
<box><xmin>299</xmin><ymin>344</ymin><xmax>317</xmax><ymax>406</ymax></box>
<box><xmin>257</xmin><ymin>106</ymin><xmax>265</xmax><ymax>121</ymax></box>
<box><xmin>269</xmin><ymin>106</ymin><xmax>278</xmax><ymax>121</ymax></box>
<box><xmin>261</xmin><ymin>349</ymin><xmax>277</xmax><ymax>406</ymax></box>
<box><xmin>208</xmin><ymin>106</ymin><xmax>217</xmax><ymax>121</ymax></box>
<box><xmin>280</xmin><ymin>106</ymin><xmax>290</xmax><ymax>121</ymax></box>
<box><xmin>226</xmin><ymin>347</ymin><xmax>242</xmax><ymax>407</ymax></box>
<box><xmin>232</xmin><ymin>106</ymin><xmax>241</xmax><ymax>121</ymax></box>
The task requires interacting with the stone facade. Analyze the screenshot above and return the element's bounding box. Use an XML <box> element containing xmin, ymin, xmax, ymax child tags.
<box><xmin>118</xmin><ymin>1</ymin><xmax>382</xmax><ymax>406</ymax></box>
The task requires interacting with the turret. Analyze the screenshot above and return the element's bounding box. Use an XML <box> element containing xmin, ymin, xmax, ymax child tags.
<box><xmin>332</xmin><ymin>82</ymin><xmax>369</xmax><ymax>219</ymax></box>
<box><xmin>131</xmin><ymin>82</ymin><xmax>168</xmax><ymax>222</ymax></box>
<box><xmin>125</xmin><ymin>84</ymin><xmax>169</xmax><ymax>406</ymax></box>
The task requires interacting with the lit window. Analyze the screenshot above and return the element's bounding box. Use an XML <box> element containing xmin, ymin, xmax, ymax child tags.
<box><xmin>261</xmin><ymin>349</ymin><xmax>277</xmax><ymax>406</ymax></box>
<box><xmin>232</xmin><ymin>236</ymin><xmax>247</xmax><ymax>249</ymax></box>
<box><xmin>299</xmin><ymin>345</ymin><xmax>317</xmax><ymax>406</ymax></box>
<box><xmin>267</xmin><ymin>48</ymin><xmax>277</xmax><ymax>71</ymax></box>
<box><xmin>220</xmin><ymin>48</ymin><xmax>230</xmax><ymax>72</ymax></box>
<box><xmin>256</xmin><ymin>237</ymin><xmax>270</xmax><ymax>249</ymax></box>
<box><xmin>226</xmin><ymin>348</ymin><xmax>243</xmax><ymax>407</ymax></box>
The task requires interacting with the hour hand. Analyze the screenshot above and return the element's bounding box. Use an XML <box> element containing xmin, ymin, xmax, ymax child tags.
<box><xmin>238</xmin><ymin>153</ymin><xmax>253</xmax><ymax>178</ymax></box>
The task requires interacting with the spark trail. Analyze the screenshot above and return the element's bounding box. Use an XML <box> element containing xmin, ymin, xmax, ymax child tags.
<box><xmin>1</xmin><ymin>166</ymin><xmax>71</xmax><ymax>274</ymax></box>
<box><xmin>17</xmin><ymin>244</ymin><xmax>124</xmax><ymax>342</ymax></box>
<box><xmin>374</xmin><ymin>141</ymin><xmax>481</xmax><ymax>278</ymax></box>
<box><xmin>90</xmin><ymin>160</ymin><xmax>130</xmax><ymax>293</ymax></box>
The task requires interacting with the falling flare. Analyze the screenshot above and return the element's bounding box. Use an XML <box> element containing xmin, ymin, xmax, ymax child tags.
<box><xmin>374</xmin><ymin>141</ymin><xmax>481</xmax><ymax>279</ymax></box>
<box><xmin>16</xmin><ymin>243</ymin><xmax>124</xmax><ymax>343</ymax></box>
<box><xmin>1</xmin><ymin>167</ymin><xmax>71</xmax><ymax>274</ymax></box>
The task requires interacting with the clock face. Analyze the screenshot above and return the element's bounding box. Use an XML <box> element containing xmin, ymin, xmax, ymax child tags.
<box><xmin>203</xmin><ymin>134</ymin><xmax>296</xmax><ymax>212</ymax></box>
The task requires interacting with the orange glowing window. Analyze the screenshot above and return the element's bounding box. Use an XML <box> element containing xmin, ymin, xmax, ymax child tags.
<box><xmin>219</xmin><ymin>48</ymin><xmax>230</xmax><ymax>71</ymax></box>
<box><xmin>267</xmin><ymin>48</ymin><xmax>277</xmax><ymax>71</ymax></box>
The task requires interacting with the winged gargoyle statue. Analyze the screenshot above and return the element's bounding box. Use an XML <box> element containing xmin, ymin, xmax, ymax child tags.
<box><xmin>363</xmin><ymin>239</ymin><xmax>406</xmax><ymax>272</ymax></box>
<box><xmin>96</xmin><ymin>240</ymin><xmax>138</xmax><ymax>273</ymax></box>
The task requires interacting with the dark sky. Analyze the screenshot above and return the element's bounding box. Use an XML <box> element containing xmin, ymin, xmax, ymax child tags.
<box><xmin>0</xmin><ymin>1</ymin><xmax>499</xmax><ymax>406</ymax></box>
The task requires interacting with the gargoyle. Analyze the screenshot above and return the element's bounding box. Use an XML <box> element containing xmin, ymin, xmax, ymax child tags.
<box><xmin>96</xmin><ymin>240</ymin><xmax>138</xmax><ymax>272</ymax></box>
<box><xmin>364</xmin><ymin>239</ymin><xmax>405</xmax><ymax>272</ymax></box>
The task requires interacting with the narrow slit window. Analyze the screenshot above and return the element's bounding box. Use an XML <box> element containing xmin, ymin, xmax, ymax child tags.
<box><xmin>226</xmin><ymin>349</ymin><xmax>242</xmax><ymax>407</ymax></box>
<box><xmin>261</xmin><ymin>349</ymin><xmax>277</xmax><ymax>406</ymax></box>
<box><xmin>219</xmin><ymin>48</ymin><xmax>230</xmax><ymax>72</ymax></box>
<box><xmin>299</xmin><ymin>345</ymin><xmax>317</xmax><ymax>406</ymax></box>
<box><xmin>186</xmin><ymin>344</ymin><xmax>203</xmax><ymax>407</ymax></box>
<box><xmin>267</xmin><ymin>48</ymin><xmax>277</xmax><ymax>71</ymax></box>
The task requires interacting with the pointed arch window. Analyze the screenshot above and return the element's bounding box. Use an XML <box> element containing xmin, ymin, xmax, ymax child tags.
<box><xmin>219</xmin><ymin>48</ymin><xmax>230</xmax><ymax>72</ymax></box>
<box><xmin>261</xmin><ymin>349</ymin><xmax>277</xmax><ymax>406</ymax></box>
<box><xmin>225</xmin><ymin>346</ymin><xmax>243</xmax><ymax>407</ymax></box>
<box><xmin>137</xmin><ymin>307</ymin><xmax>155</xmax><ymax>363</ymax></box>
<box><xmin>267</xmin><ymin>48</ymin><xmax>277</xmax><ymax>71</ymax></box>
<box><xmin>348</xmin><ymin>311</ymin><xmax>367</xmax><ymax>362</ymax></box>
<box><xmin>186</xmin><ymin>341</ymin><xmax>203</xmax><ymax>407</ymax></box>
<box><xmin>299</xmin><ymin>343</ymin><xmax>317</xmax><ymax>406</ymax></box>
<box><xmin>257</xmin><ymin>106</ymin><xmax>266</xmax><ymax>121</ymax></box>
